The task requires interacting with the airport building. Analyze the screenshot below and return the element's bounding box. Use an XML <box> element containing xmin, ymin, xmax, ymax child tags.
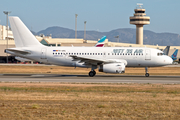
<box><xmin>130</xmin><ymin>3</ymin><xmax>150</xmax><ymax>45</ymax></box>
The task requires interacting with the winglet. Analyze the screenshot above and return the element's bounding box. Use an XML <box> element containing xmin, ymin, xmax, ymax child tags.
<box><xmin>95</xmin><ymin>36</ymin><xmax>106</xmax><ymax>47</ymax></box>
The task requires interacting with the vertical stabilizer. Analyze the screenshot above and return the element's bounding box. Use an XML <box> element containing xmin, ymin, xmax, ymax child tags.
<box><xmin>95</xmin><ymin>36</ymin><xmax>106</xmax><ymax>47</ymax></box>
<box><xmin>9</xmin><ymin>16</ymin><xmax>43</xmax><ymax>47</ymax></box>
<box><xmin>171</xmin><ymin>49</ymin><xmax>178</xmax><ymax>61</ymax></box>
<box><xmin>163</xmin><ymin>46</ymin><xmax>170</xmax><ymax>55</ymax></box>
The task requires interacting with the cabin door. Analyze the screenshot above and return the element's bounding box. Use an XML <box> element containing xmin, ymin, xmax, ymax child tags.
<box><xmin>41</xmin><ymin>48</ymin><xmax>47</xmax><ymax>59</ymax></box>
<box><xmin>145</xmin><ymin>49</ymin><xmax>151</xmax><ymax>60</ymax></box>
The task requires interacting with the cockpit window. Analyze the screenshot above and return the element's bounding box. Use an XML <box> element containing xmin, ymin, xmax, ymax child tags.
<box><xmin>157</xmin><ymin>52</ymin><xmax>164</xmax><ymax>56</ymax></box>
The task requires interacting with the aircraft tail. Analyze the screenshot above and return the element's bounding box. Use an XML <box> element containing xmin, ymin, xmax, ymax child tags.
<box><xmin>163</xmin><ymin>46</ymin><xmax>170</xmax><ymax>55</ymax></box>
<box><xmin>95</xmin><ymin>36</ymin><xmax>106</xmax><ymax>47</ymax></box>
<box><xmin>171</xmin><ymin>49</ymin><xmax>178</xmax><ymax>61</ymax></box>
<box><xmin>9</xmin><ymin>16</ymin><xmax>43</xmax><ymax>47</ymax></box>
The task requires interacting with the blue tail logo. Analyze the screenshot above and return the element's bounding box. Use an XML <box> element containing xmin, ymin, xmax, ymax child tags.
<box><xmin>171</xmin><ymin>49</ymin><xmax>178</xmax><ymax>61</ymax></box>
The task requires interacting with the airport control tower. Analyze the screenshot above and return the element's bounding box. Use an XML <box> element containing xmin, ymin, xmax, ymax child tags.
<box><xmin>130</xmin><ymin>4</ymin><xmax>150</xmax><ymax>45</ymax></box>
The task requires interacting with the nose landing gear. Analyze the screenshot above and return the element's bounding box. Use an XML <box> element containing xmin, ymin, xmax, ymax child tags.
<box><xmin>145</xmin><ymin>67</ymin><xmax>149</xmax><ymax>77</ymax></box>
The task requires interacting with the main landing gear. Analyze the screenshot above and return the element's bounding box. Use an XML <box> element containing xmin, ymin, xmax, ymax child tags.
<box><xmin>145</xmin><ymin>67</ymin><xmax>149</xmax><ymax>77</ymax></box>
<box><xmin>89</xmin><ymin>65</ymin><xmax>97</xmax><ymax>77</ymax></box>
<box><xmin>89</xmin><ymin>70</ymin><xmax>96</xmax><ymax>77</ymax></box>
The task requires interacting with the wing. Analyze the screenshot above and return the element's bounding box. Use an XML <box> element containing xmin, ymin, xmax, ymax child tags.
<box><xmin>70</xmin><ymin>55</ymin><xmax>127</xmax><ymax>66</ymax></box>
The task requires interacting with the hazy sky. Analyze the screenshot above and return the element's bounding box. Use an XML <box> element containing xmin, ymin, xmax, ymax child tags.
<box><xmin>0</xmin><ymin>0</ymin><xmax>180</xmax><ymax>35</ymax></box>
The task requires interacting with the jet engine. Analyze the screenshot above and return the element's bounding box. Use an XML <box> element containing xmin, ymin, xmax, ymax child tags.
<box><xmin>99</xmin><ymin>63</ymin><xmax>126</xmax><ymax>73</ymax></box>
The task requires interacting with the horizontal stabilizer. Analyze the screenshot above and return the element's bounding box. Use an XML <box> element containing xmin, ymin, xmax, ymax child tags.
<box><xmin>5</xmin><ymin>48</ymin><xmax>30</xmax><ymax>55</ymax></box>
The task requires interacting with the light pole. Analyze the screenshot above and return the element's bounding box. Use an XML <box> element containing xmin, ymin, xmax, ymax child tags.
<box><xmin>84</xmin><ymin>21</ymin><xmax>86</xmax><ymax>40</ymax></box>
<box><xmin>114</xmin><ymin>35</ymin><xmax>119</xmax><ymax>42</ymax></box>
<box><xmin>75</xmin><ymin>14</ymin><xmax>78</xmax><ymax>39</ymax></box>
<box><xmin>3</xmin><ymin>11</ymin><xmax>11</xmax><ymax>63</ymax></box>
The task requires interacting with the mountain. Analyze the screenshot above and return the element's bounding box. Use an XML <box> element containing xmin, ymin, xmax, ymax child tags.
<box><xmin>36</xmin><ymin>26</ymin><xmax>180</xmax><ymax>46</ymax></box>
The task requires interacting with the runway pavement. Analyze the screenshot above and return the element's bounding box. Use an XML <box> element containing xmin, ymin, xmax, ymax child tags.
<box><xmin>0</xmin><ymin>74</ymin><xmax>180</xmax><ymax>84</ymax></box>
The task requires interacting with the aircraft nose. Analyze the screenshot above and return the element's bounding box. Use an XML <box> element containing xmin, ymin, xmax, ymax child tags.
<box><xmin>167</xmin><ymin>56</ymin><xmax>173</xmax><ymax>65</ymax></box>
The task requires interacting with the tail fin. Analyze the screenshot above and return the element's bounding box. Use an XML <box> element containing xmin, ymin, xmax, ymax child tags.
<box><xmin>95</xmin><ymin>36</ymin><xmax>106</xmax><ymax>47</ymax></box>
<box><xmin>9</xmin><ymin>16</ymin><xmax>43</xmax><ymax>47</ymax></box>
<box><xmin>171</xmin><ymin>49</ymin><xmax>178</xmax><ymax>61</ymax></box>
<box><xmin>163</xmin><ymin>46</ymin><xmax>170</xmax><ymax>55</ymax></box>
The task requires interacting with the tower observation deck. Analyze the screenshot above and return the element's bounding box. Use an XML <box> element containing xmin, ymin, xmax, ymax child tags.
<box><xmin>130</xmin><ymin>4</ymin><xmax>150</xmax><ymax>45</ymax></box>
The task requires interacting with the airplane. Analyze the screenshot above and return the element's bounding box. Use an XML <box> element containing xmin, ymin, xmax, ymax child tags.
<box><xmin>171</xmin><ymin>49</ymin><xmax>178</xmax><ymax>61</ymax></box>
<box><xmin>163</xmin><ymin>46</ymin><xmax>170</xmax><ymax>55</ymax></box>
<box><xmin>5</xmin><ymin>17</ymin><xmax>173</xmax><ymax>77</ymax></box>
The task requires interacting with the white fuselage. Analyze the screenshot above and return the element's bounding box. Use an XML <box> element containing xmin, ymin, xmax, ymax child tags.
<box><xmin>12</xmin><ymin>46</ymin><xmax>173</xmax><ymax>68</ymax></box>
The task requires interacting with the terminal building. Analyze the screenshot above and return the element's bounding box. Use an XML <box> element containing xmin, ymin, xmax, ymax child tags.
<box><xmin>0</xmin><ymin>4</ymin><xmax>180</xmax><ymax>63</ymax></box>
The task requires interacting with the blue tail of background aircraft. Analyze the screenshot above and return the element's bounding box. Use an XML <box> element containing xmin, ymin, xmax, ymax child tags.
<box><xmin>95</xmin><ymin>36</ymin><xmax>106</xmax><ymax>47</ymax></box>
<box><xmin>171</xmin><ymin>49</ymin><xmax>178</xmax><ymax>61</ymax></box>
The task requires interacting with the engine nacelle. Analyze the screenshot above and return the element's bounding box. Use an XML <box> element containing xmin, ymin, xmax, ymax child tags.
<box><xmin>99</xmin><ymin>63</ymin><xmax>126</xmax><ymax>73</ymax></box>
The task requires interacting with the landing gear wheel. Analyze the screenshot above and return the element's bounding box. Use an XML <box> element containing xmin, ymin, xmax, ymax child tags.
<box><xmin>145</xmin><ymin>73</ymin><xmax>149</xmax><ymax>77</ymax></box>
<box><xmin>89</xmin><ymin>71</ymin><xmax>95</xmax><ymax>77</ymax></box>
